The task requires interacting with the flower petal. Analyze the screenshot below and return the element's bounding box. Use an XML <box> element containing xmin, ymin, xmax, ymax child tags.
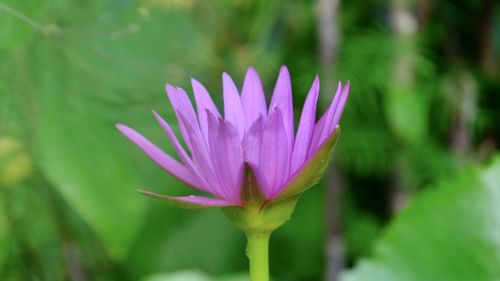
<box><xmin>243</xmin><ymin>116</ymin><xmax>265</xmax><ymax>164</ymax></box>
<box><xmin>191</xmin><ymin>79</ymin><xmax>221</xmax><ymax>142</ymax></box>
<box><xmin>138</xmin><ymin>189</ymin><xmax>237</xmax><ymax>209</ymax></box>
<box><xmin>177</xmin><ymin>112</ymin><xmax>225</xmax><ymax>199</ymax></box>
<box><xmin>165</xmin><ymin>84</ymin><xmax>199</xmax><ymax>150</ymax></box>
<box><xmin>319</xmin><ymin>82</ymin><xmax>343</xmax><ymax>144</ymax></box>
<box><xmin>207</xmin><ymin>112</ymin><xmax>244</xmax><ymax>204</ymax></box>
<box><xmin>272</xmin><ymin>126</ymin><xmax>340</xmax><ymax>201</ymax></box>
<box><xmin>116</xmin><ymin>124</ymin><xmax>201</xmax><ymax>188</ymax></box>
<box><xmin>152</xmin><ymin>111</ymin><xmax>211</xmax><ymax>192</ymax></box>
<box><xmin>308</xmin><ymin>111</ymin><xmax>328</xmax><ymax>158</ymax></box>
<box><xmin>308</xmin><ymin>82</ymin><xmax>343</xmax><ymax>157</ymax></box>
<box><xmin>259</xmin><ymin>108</ymin><xmax>289</xmax><ymax>197</ymax></box>
<box><xmin>241</xmin><ymin>67</ymin><xmax>267</xmax><ymax>127</ymax></box>
<box><xmin>291</xmin><ymin>76</ymin><xmax>320</xmax><ymax>173</ymax></box>
<box><xmin>269</xmin><ymin>66</ymin><xmax>294</xmax><ymax>161</ymax></box>
<box><xmin>223</xmin><ymin>73</ymin><xmax>246</xmax><ymax>138</ymax></box>
<box><xmin>330</xmin><ymin>81</ymin><xmax>350</xmax><ymax>133</ymax></box>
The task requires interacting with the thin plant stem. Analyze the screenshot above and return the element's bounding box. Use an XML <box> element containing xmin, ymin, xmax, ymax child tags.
<box><xmin>246</xmin><ymin>232</ymin><xmax>271</xmax><ymax>281</ymax></box>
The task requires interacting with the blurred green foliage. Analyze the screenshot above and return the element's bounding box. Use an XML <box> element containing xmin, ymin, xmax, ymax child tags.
<box><xmin>0</xmin><ymin>0</ymin><xmax>499</xmax><ymax>280</ymax></box>
<box><xmin>342</xmin><ymin>157</ymin><xmax>500</xmax><ymax>281</ymax></box>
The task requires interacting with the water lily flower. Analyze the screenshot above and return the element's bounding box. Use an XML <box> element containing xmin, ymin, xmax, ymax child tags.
<box><xmin>117</xmin><ymin>66</ymin><xmax>349</xmax><ymax>281</ymax></box>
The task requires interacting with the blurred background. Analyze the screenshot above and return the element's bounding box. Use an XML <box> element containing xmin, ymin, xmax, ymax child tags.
<box><xmin>1</xmin><ymin>0</ymin><xmax>499</xmax><ymax>280</ymax></box>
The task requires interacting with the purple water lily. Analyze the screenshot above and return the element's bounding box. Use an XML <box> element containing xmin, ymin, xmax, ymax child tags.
<box><xmin>117</xmin><ymin>66</ymin><xmax>349</xmax><ymax>208</ymax></box>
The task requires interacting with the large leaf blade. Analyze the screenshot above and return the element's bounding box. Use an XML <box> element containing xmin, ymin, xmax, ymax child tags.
<box><xmin>341</xmin><ymin>156</ymin><xmax>500</xmax><ymax>281</ymax></box>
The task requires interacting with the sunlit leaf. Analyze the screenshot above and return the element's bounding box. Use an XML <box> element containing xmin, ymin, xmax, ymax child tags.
<box><xmin>341</xmin><ymin>156</ymin><xmax>500</xmax><ymax>281</ymax></box>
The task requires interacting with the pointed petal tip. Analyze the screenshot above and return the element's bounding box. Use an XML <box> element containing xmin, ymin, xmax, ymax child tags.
<box><xmin>205</xmin><ymin>108</ymin><xmax>220</xmax><ymax>122</ymax></box>
<box><xmin>343</xmin><ymin>81</ymin><xmax>351</xmax><ymax>90</ymax></box>
<box><xmin>165</xmin><ymin>83</ymin><xmax>175</xmax><ymax>91</ymax></box>
<box><xmin>279</xmin><ymin>65</ymin><xmax>290</xmax><ymax>74</ymax></box>
<box><xmin>246</xmin><ymin>66</ymin><xmax>261</xmax><ymax>78</ymax></box>
<box><xmin>116</xmin><ymin>124</ymin><xmax>131</xmax><ymax>137</ymax></box>
<box><xmin>190</xmin><ymin>78</ymin><xmax>202</xmax><ymax>87</ymax></box>
<box><xmin>116</xmin><ymin>123</ymin><xmax>132</xmax><ymax>134</ymax></box>
<box><xmin>223</xmin><ymin>72</ymin><xmax>236</xmax><ymax>84</ymax></box>
<box><xmin>165</xmin><ymin>84</ymin><xmax>178</xmax><ymax>99</ymax></box>
<box><xmin>152</xmin><ymin>110</ymin><xmax>165</xmax><ymax>122</ymax></box>
<box><xmin>312</xmin><ymin>75</ymin><xmax>320</xmax><ymax>88</ymax></box>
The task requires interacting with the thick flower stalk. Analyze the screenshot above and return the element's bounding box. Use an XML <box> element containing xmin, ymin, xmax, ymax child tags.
<box><xmin>117</xmin><ymin>66</ymin><xmax>349</xmax><ymax>281</ymax></box>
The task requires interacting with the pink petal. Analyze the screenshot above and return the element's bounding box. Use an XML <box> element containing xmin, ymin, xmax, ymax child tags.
<box><xmin>116</xmin><ymin>124</ymin><xmax>201</xmax><ymax>188</ymax></box>
<box><xmin>168</xmin><ymin>195</ymin><xmax>235</xmax><ymax>206</ymax></box>
<box><xmin>152</xmin><ymin>111</ymin><xmax>211</xmax><ymax>193</ymax></box>
<box><xmin>259</xmin><ymin>108</ymin><xmax>289</xmax><ymax>197</ymax></box>
<box><xmin>308</xmin><ymin>114</ymin><xmax>328</xmax><ymax>158</ymax></box>
<box><xmin>241</xmin><ymin>67</ymin><xmax>267</xmax><ymax>127</ymax></box>
<box><xmin>191</xmin><ymin>79</ymin><xmax>221</xmax><ymax>143</ymax></box>
<box><xmin>330</xmin><ymin>81</ymin><xmax>350</xmax><ymax>132</ymax></box>
<box><xmin>139</xmin><ymin>189</ymin><xmax>236</xmax><ymax>207</ymax></box>
<box><xmin>207</xmin><ymin>112</ymin><xmax>244</xmax><ymax>203</ymax></box>
<box><xmin>269</xmin><ymin>65</ymin><xmax>294</xmax><ymax>162</ymax></box>
<box><xmin>319</xmin><ymin>82</ymin><xmax>343</xmax><ymax>143</ymax></box>
<box><xmin>243</xmin><ymin>116</ymin><xmax>265</xmax><ymax>164</ymax></box>
<box><xmin>291</xmin><ymin>76</ymin><xmax>320</xmax><ymax>173</ymax></box>
<box><xmin>165</xmin><ymin>84</ymin><xmax>199</xmax><ymax>150</ymax></box>
<box><xmin>177</xmin><ymin>112</ymin><xmax>226</xmax><ymax>199</ymax></box>
<box><xmin>223</xmin><ymin>73</ymin><xmax>246</xmax><ymax>139</ymax></box>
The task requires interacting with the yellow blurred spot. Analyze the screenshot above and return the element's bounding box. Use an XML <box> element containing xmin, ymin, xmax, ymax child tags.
<box><xmin>137</xmin><ymin>6</ymin><xmax>150</xmax><ymax>20</ymax></box>
<box><xmin>0</xmin><ymin>137</ymin><xmax>33</xmax><ymax>187</ymax></box>
<box><xmin>0</xmin><ymin>138</ymin><xmax>21</xmax><ymax>155</ymax></box>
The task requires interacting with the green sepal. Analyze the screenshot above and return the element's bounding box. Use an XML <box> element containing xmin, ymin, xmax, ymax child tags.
<box><xmin>137</xmin><ymin>189</ymin><xmax>221</xmax><ymax>210</ymax></box>
<box><xmin>225</xmin><ymin>161</ymin><xmax>299</xmax><ymax>235</ymax></box>
<box><xmin>274</xmin><ymin>126</ymin><xmax>340</xmax><ymax>201</ymax></box>
<box><xmin>223</xmin><ymin>195</ymin><xmax>300</xmax><ymax>234</ymax></box>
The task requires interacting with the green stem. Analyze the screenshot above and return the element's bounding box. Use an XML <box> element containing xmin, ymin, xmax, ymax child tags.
<box><xmin>246</xmin><ymin>232</ymin><xmax>271</xmax><ymax>281</ymax></box>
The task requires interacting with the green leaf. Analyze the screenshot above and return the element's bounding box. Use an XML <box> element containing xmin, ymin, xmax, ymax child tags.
<box><xmin>35</xmin><ymin>107</ymin><xmax>147</xmax><ymax>260</ymax></box>
<box><xmin>27</xmin><ymin>3</ymin><xmax>205</xmax><ymax>261</ymax></box>
<box><xmin>385</xmin><ymin>87</ymin><xmax>428</xmax><ymax>144</ymax></box>
<box><xmin>0</xmin><ymin>193</ymin><xmax>7</xmax><ymax>267</ymax></box>
<box><xmin>215</xmin><ymin>274</ymin><xmax>248</xmax><ymax>281</ymax></box>
<box><xmin>275</xmin><ymin>127</ymin><xmax>340</xmax><ymax>201</ymax></box>
<box><xmin>157</xmin><ymin>211</ymin><xmax>242</xmax><ymax>274</ymax></box>
<box><xmin>0</xmin><ymin>0</ymin><xmax>47</xmax><ymax>50</ymax></box>
<box><xmin>31</xmin><ymin>41</ymin><xmax>149</xmax><ymax>260</ymax></box>
<box><xmin>341</xmin><ymin>156</ymin><xmax>500</xmax><ymax>281</ymax></box>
